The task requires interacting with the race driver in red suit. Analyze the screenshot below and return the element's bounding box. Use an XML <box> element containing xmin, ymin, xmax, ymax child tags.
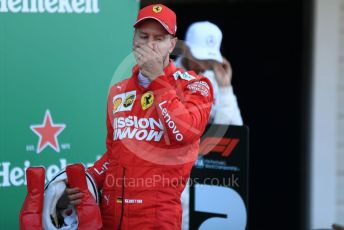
<box><xmin>66</xmin><ymin>4</ymin><xmax>213</xmax><ymax>230</ymax></box>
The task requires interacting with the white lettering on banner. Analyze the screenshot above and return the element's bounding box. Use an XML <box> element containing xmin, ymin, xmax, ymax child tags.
<box><xmin>71</xmin><ymin>0</ymin><xmax>84</xmax><ymax>13</ymax></box>
<box><xmin>0</xmin><ymin>0</ymin><xmax>99</xmax><ymax>13</ymax></box>
<box><xmin>57</xmin><ymin>0</ymin><xmax>72</xmax><ymax>13</ymax></box>
<box><xmin>45</xmin><ymin>0</ymin><xmax>58</xmax><ymax>13</ymax></box>
<box><xmin>47</xmin><ymin>164</ymin><xmax>60</xmax><ymax>181</ymax></box>
<box><xmin>8</xmin><ymin>0</ymin><xmax>21</xmax><ymax>12</ymax></box>
<box><xmin>0</xmin><ymin>161</ymin><xmax>31</xmax><ymax>187</ymax></box>
<box><xmin>0</xmin><ymin>162</ymin><xmax>11</xmax><ymax>187</ymax></box>
<box><xmin>113</xmin><ymin>116</ymin><xmax>164</xmax><ymax>142</ymax></box>
<box><xmin>0</xmin><ymin>157</ymin><xmax>98</xmax><ymax>187</ymax></box>
<box><xmin>158</xmin><ymin>101</ymin><xmax>184</xmax><ymax>141</ymax></box>
<box><xmin>10</xmin><ymin>167</ymin><xmax>25</xmax><ymax>186</ymax></box>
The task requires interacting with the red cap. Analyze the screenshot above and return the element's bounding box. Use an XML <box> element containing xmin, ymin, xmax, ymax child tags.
<box><xmin>134</xmin><ymin>4</ymin><xmax>177</xmax><ymax>36</ymax></box>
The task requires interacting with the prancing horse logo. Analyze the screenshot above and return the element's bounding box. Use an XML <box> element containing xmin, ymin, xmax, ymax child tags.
<box><xmin>141</xmin><ymin>91</ymin><xmax>154</xmax><ymax>110</ymax></box>
<box><xmin>153</xmin><ymin>5</ymin><xmax>162</xmax><ymax>13</ymax></box>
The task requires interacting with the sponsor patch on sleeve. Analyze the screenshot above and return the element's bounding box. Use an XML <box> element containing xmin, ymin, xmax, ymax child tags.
<box><xmin>173</xmin><ymin>71</ymin><xmax>196</xmax><ymax>81</ymax></box>
<box><xmin>112</xmin><ymin>90</ymin><xmax>136</xmax><ymax>114</ymax></box>
<box><xmin>187</xmin><ymin>81</ymin><xmax>210</xmax><ymax>97</ymax></box>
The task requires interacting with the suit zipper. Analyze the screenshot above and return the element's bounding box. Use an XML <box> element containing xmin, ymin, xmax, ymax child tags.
<box><xmin>117</xmin><ymin>167</ymin><xmax>126</xmax><ymax>230</ymax></box>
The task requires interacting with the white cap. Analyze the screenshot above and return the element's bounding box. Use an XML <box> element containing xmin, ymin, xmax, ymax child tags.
<box><xmin>185</xmin><ymin>21</ymin><xmax>223</xmax><ymax>63</ymax></box>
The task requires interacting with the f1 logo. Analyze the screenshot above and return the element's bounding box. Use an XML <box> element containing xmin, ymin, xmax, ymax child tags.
<box><xmin>199</xmin><ymin>137</ymin><xmax>240</xmax><ymax>157</ymax></box>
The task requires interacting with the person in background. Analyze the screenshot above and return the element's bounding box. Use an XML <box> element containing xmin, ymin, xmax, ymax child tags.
<box><xmin>175</xmin><ymin>21</ymin><xmax>243</xmax><ymax>126</ymax></box>
<box><xmin>175</xmin><ymin>21</ymin><xmax>244</xmax><ymax>230</ymax></box>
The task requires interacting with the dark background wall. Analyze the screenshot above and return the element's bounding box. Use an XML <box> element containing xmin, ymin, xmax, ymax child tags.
<box><xmin>142</xmin><ymin>1</ymin><xmax>313</xmax><ymax>229</ymax></box>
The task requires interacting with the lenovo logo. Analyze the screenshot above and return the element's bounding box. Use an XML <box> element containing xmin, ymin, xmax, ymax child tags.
<box><xmin>199</xmin><ymin>137</ymin><xmax>240</xmax><ymax>157</ymax></box>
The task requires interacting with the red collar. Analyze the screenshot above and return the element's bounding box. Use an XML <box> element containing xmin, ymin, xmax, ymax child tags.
<box><xmin>131</xmin><ymin>60</ymin><xmax>177</xmax><ymax>78</ymax></box>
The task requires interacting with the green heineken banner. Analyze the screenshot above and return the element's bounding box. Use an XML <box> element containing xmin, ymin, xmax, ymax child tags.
<box><xmin>0</xmin><ymin>0</ymin><xmax>138</xmax><ymax>228</ymax></box>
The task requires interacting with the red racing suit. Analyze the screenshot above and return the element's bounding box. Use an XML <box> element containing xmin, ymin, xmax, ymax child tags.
<box><xmin>87</xmin><ymin>61</ymin><xmax>213</xmax><ymax>230</ymax></box>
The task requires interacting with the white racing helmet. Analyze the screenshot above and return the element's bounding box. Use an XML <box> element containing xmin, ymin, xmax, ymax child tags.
<box><xmin>42</xmin><ymin>170</ymin><xmax>99</xmax><ymax>230</ymax></box>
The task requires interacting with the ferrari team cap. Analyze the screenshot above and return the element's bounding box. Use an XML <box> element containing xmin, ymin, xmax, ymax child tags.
<box><xmin>185</xmin><ymin>21</ymin><xmax>223</xmax><ymax>63</ymax></box>
<box><xmin>134</xmin><ymin>4</ymin><xmax>177</xmax><ymax>36</ymax></box>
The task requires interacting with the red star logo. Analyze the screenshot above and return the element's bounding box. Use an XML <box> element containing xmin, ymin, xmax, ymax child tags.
<box><xmin>30</xmin><ymin>110</ymin><xmax>66</xmax><ymax>154</ymax></box>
